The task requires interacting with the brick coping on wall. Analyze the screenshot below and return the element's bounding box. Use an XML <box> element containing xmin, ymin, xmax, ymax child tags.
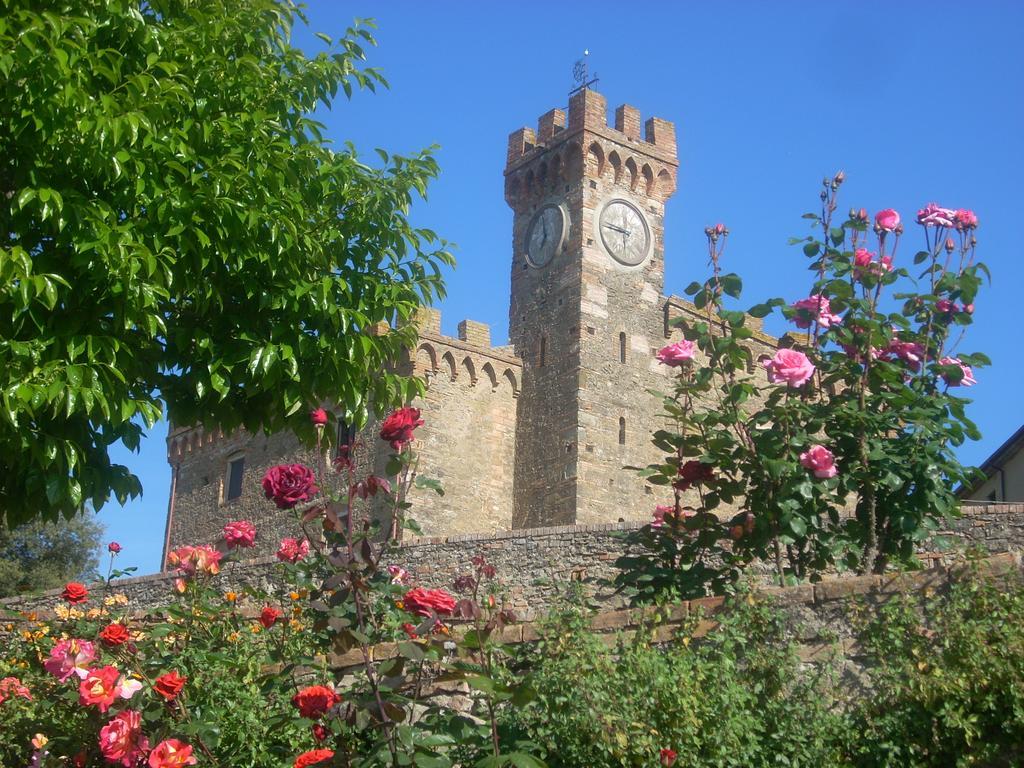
<box><xmin>3</xmin><ymin>502</ymin><xmax>1022</xmax><ymax>611</ymax></box>
<box><xmin>322</xmin><ymin>550</ymin><xmax>1023</xmax><ymax>670</ymax></box>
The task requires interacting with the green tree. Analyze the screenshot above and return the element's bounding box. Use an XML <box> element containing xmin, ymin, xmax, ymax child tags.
<box><xmin>0</xmin><ymin>513</ymin><xmax>104</xmax><ymax>597</ymax></box>
<box><xmin>0</xmin><ymin>0</ymin><xmax>451</xmax><ymax>525</ymax></box>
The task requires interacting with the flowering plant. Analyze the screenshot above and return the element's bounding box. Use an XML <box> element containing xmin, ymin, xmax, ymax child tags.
<box><xmin>0</xmin><ymin>406</ymin><xmax>537</xmax><ymax>768</ymax></box>
<box><xmin>618</xmin><ymin>176</ymin><xmax>988</xmax><ymax>600</ymax></box>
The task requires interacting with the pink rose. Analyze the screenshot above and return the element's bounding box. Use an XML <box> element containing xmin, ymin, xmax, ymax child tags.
<box><xmin>223</xmin><ymin>520</ymin><xmax>257</xmax><ymax>549</ymax></box>
<box><xmin>938</xmin><ymin>357</ymin><xmax>976</xmax><ymax>387</ymax></box>
<box><xmin>656</xmin><ymin>340</ymin><xmax>697</xmax><ymax>366</ymax></box>
<box><xmin>79</xmin><ymin>666</ymin><xmax>142</xmax><ymax>713</ymax></box>
<box><xmin>310</xmin><ymin>408</ymin><xmax>329</xmax><ymax>426</ymax></box>
<box><xmin>764</xmin><ymin>349</ymin><xmax>815</xmax><ymax>387</ymax></box>
<box><xmin>44</xmin><ymin>638</ymin><xmax>96</xmax><ymax>682</ymax></box>
<box><xmin>790</xmin><ymin>295</ymin><xmax>842</xmax><ymax>330</ymax></box>
<box><xmin>651</xmin><ymin>505</ymin><xmax>674</xmax><ymax>529</ymax></box>
<box><xmin>107</xmin><ymin>541</ymin><xmax>122</xmax><ymax>554</ymax></box>
<box><xmin>853</xmin><ymin>248</ymin><xmax>893</xmax><ymax>279</ymax></box>
<box><xmin>887</xmin><ymin>340</ymin><xmax>926</xmax><ymax>371</ymax></box>
<box><xmin>916</xmin><ymin>203</ymin><xmax>956</xmax><ymax>228</ymax></box>
<box><xmin>953</xmin><ymin>209</ymin><xmax>978</xmax><ymax>230</ymax></box>
<box><xmin>277</xmin><ymin>537</ymin><xmax>310</xmax><ymax>564</ymax></box>
<box><xmin>800</xmin><ymin>445</ymin><xmax>838</xmax><ymax>479</ymax></box>
<box><xmin>386</xmin><ymin>565</ymin><xmax>410</xmax><ymax>585</ymax></box>
<box><xmin>874</xmin><ymin>209</ymin><xmax>901</xmax><ymax>232</ymax></box>
<box><xmin>262</xmin><ymin>464</ymin><xmax>319</xmax><ymax>510</ymax></box>
<box><xmin>99</xmin><ymin>710</ymin><xmax>150</xmax><ymax>767</ymax></box>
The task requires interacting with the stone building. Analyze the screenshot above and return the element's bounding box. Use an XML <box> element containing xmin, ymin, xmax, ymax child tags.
<box><xmin>960</xmin><ymin>422</ymin><xmax>1024</xmax><ymax>503</ymax></box>
<box><xmin>162</xmin><ymin>88</ymin><xmax>778</xmax><ymax>564</ymax></box>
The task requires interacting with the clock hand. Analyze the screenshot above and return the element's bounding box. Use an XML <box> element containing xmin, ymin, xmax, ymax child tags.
<box><xmin>603</xmin><ymin>223</ymin><xmax>628</xmax><ymax>234</ymax></box>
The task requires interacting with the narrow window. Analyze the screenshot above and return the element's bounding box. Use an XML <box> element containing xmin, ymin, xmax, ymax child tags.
<box><xmin>619</xmin><ymin>332</ymin><xmax>627</xmax><ymax>363</ymax></box>
<box><xmin>539</xmin><ymin>335</ymin><xmax>547</xmax><ymax>368</ymax></box>
<box><xmin>618</xmin><ymin>417</ymin><xmax>626</xmax><ymax>445</ymax></box>
<box><xmin>337</xmin><ymin>418</ymin><xmax>357</xmax><ymax>448</ymax></box>
<box><xmin>225</xmin><ymin>455</ymin><xmax>245</xmax><ymax>501</ymax></box>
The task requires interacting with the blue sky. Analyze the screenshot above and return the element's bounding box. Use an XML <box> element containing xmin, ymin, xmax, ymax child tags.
<box><xmin>101</xmin><ymin>1</ymin><xmax>1024</xmax><ymax>574</ymax></box>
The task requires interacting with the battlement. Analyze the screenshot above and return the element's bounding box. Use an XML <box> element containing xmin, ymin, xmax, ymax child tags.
<box><xmin>506</xmin><ymin>87</ymin><xmax>677</xmax><ymax>169</ymax></box>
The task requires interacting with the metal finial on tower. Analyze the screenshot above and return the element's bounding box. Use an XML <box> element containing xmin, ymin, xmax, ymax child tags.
<box><xmin>570</xmin><ymin>49</ymin><xmax>599</xmax><ymax>95</ymax></box>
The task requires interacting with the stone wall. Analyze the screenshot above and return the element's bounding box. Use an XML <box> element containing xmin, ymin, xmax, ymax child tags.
<box><xmin>406</xmin><ymin>314</ymin><xmax>521</xmax><ymax>536</ymax></box>
<box><xmin>164</xmin><ymin>309</ymin><xmax>523</xmax><ymax>561</ymax></box>
<box><xmin>6</xmin><ymin>503</ymin><xmax>1023</xmax><ymax>622</ymax></box>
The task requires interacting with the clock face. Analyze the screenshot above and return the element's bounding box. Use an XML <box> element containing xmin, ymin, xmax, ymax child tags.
<box><xmin>599</xmin><ymin>199</ymin><xmax>651</xmax><ymax>266</ymax></box>
<box><xmin>525</xmin><ymin>204</ymin><xmax>566</xmax><ymax>268</ymax></box>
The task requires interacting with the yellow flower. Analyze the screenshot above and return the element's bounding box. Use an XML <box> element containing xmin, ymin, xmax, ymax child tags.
<box><xmin>289</xmin><ymin>619</ymin><xmax>304</xmax><ymax>631</ymax></box>
<box><xmin>31</xmin><ymin>734</ymin><xmax>48</xmax><ymax>750</ymax></box>
<box><xmin>227</xmin><ymin>632</ymin><xmax>240</xmax><ymax>643</ymax></box>
<box><xmin>249</xmin><ymin>624</ymin><xmax>261</xmax><ymax>634</ymax></box>
<box><xmin>54</xmin><ymin>605</ymin><xmax>72</xmax><ymax>620</ymax></box>
<box><xmin>86</xmin><ymin>608</ymin><xmax>103</xmax><ymax>620</ymax></box>
<box><xmin>103</xmin><ymin>593</ymin><xmax>129</xmax><ymax>607</ymax></box>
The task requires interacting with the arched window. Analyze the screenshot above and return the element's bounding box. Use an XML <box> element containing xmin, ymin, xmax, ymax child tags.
<box><xmin>618</xmin><ymin>417</ymin><xmax>626</xmax><ymax>445</ymax></box>
<box><xmin>619</xmin><ymin>332</ymin><xmax>626</xmax><ymax>364</ymax></box>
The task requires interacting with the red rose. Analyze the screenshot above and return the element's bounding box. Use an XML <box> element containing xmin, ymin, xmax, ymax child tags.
<box><xmin>379</xmin><ymin>406</ymin><xmax>423</xmax><ymax>451</ymax></box>
<box><xmin>311</xmin><ymin>723</ymin><xmax>329</xmax><ymax>742</ymax></box>
<box><xmin>259</xmin><ymin>606</ymin><xmax>283</xmax><ymax>629</ymax></box>
<box><xmin>402</xmin><ymin>587</ymin><xmax>457</xmax><ymax>618</ymax></box>
<box><xmin>99</xmin><ymin>623</ymin><xmax>131</xmax><ymax>647</ymax></box>
<box><xmin>107</xmin><ymin>541</ymin><xmax>122</xmax><ymax>554</ymax></box>
<box><xmin>675</xmin><ymin>460</ymin><xmax>714</xmax><ymax>491</ymax></box>
<box><xmin>262</xmin><ymin>464</ymin><xmax>319</xmax><ymax>510</ymax></box>
<box><xmin>310</xmin><ymin>408</ymin><xmax>329</xmax><ymax>426</ymax></box>
<box><xmin>153</xmin><ymin>670</ymin><xmax>187</xmax><ymax>701</ymax></box>
<box><xmin>660</xmin><ymin>748</ymin><xmax>678</xmax><ymax>767</ymax></box>
<box><xmin>294</xmin><ymin>749</ymin><xmax>334</xmax><ymax>768</ymax></box>
<box><xmin>292</xmin><ymin>685</ymin><xmax>341</xmax><ymax>719</ymax></box>
<box><xmin>62</xmin><ymin>582</ymin><xmax>89</xmax><ymax>604</ymax></box>
<box><xmin>401</xmin><ymin>622</ymin><xmax>418</xmax><ymax>639</ymax></box>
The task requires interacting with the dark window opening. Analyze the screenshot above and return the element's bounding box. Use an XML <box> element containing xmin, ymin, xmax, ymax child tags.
<box><xmin>337</xmin><ymin>419</ymin><xmax>357</xmax><ymax>449</ymax></box>
<box><xmin>618</xmin><ymin>417</ymin><xmax>626</xmax><ymax>445</ymax></box>
<box><xmin>225</xmin><ymin>456</ymin><xmax>245</xmax><ymax>501</ymax></box>
<box><xmin>987</xmin><ymin>490</ymin><xmax>998</xmax><ymax>502</ymax></box>
<box><xmin>539</xmin><ymin>336</ymin><xmax>547</xmax><ymax>367</ymax></box>
<box><xmin>619</xmin><ymin>332</ymin><xmax>627</xmax><ymax>363</ymax></box>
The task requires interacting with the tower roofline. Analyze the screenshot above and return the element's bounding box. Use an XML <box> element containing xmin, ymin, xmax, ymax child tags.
<box><xmin>505</xmin><ymin>88</ymin><xmax>678</xmax><ymax>174</ymax></box>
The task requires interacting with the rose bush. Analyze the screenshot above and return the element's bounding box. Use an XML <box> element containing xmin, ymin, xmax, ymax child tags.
<box><xmin>0</xmin><ymin>405</ymin><xmax>537</xmax><ymax>768</ymax></box>
<box><xmin>618</xmin><ymin>175</ymin><xmax>988</xmax><ymax>601</ymax></box>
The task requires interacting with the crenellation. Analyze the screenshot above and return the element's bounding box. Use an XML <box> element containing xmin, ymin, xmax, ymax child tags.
<box><xmin>537</xmin><ymin>108</ymin><xmax>566</xmax><ymax>143</ymax></box>
<box><xmin>457</xmin><ymin>318</ymin><xmax>491</xmax><ymax>348</ymax></box>
<box><xmin>614</xmin><ymin>104</ymin><xmax>641</xmax><ymax>140</ymax></box>
<box><xmin>644</xmin><ymin>116</ymin><xmax>677</xmax><ymax>157</ymax></box>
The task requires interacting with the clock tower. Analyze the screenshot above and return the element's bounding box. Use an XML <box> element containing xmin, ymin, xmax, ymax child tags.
<box><xmin>505</xmin><ymin>88</ymin><xmax>678</xmax><ymax>528</ymax></box>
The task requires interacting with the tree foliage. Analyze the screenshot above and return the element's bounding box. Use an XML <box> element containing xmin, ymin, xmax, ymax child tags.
<box><xmin>0</xmin><ymin>513</ymin><xmax>103</xmax><ymax>597</ymax></box>
<box><xmin>0</xmin><ymin>0</ymin><xmax>452</xmax><ymax>525</ymax></box>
